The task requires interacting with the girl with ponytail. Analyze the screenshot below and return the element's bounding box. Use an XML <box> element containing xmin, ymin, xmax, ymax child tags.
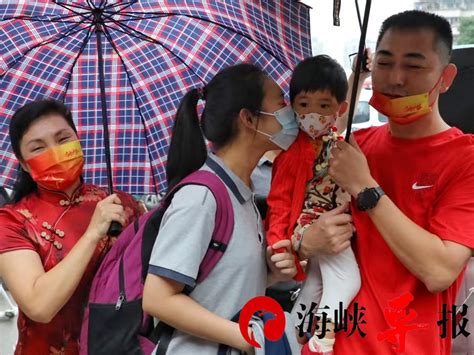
<box><xmin>143</xmin><ymin>64</ymin><xmax>301</xmax><ymax>353</ymax></box>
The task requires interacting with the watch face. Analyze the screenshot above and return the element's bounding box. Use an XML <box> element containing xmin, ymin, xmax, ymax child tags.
<box><xmin>366</xmin><ymin>189</ymin><xmax>379</xmax><ymax>206</ymax></box>
<box><xmin>357</xmin><ymin>188</ymin><xmax>380</xmax><ymax>211</ymax></box>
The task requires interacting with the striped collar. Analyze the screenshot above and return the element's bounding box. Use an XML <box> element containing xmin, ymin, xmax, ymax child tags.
<box><xmin>205</xmin><ymin>153</ymin><xmax>253</xmax><ymax>204</ymax></box>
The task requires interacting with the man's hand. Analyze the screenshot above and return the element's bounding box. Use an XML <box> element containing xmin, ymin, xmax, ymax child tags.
<box><xmin>337</xmin><ymin>48</ymin><xmax>373</xmax><ymax>133</ymax></box>
<box><xmin>329</xmin><ymin>136</ymin><xmax>378</xmax><ymax>197</ymax></box>
<box><xmin>351</xmin><ymin>48</ymin><xmax>373</xmax><ymax>77</ymax></box>
<box><xmin>297</xmin><ymin>203</ymin><xmax>355</xmax><ymax>260</ymax></box>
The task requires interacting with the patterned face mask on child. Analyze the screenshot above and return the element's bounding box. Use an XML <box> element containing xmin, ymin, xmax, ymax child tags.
<box><xmin>295</xmin><ymin>111</ymin><xmax>338</xmax><ymax>139</ymax></box>
<box><xmin>256</xmin><ymin>106</ymin><xmax>299</xmax><ymax>150</ymax></box>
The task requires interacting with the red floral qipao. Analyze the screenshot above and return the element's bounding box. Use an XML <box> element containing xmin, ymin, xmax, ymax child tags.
<box><xmin>0</xmin><ymin>184</ymin><xmax>142</xmax><ymax>355</ymax></box>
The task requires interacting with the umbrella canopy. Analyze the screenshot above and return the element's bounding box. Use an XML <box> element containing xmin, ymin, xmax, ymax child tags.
<box><xmin>0</xmin><ymin>0</ymin><xmax>312</xmax><ymax>194</ymax></box>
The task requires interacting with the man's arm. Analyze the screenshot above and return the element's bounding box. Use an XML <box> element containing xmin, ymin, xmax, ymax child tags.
<box><xmin>367</xmin><ymin>194</ymin><xmax>471</xmax><ymax>292</ymax></box>
<box><xmin>329</xmin><ymin>138</ymin><xmax>474</xmax><ymax>293</ymax></box>
<box><xmin>336</xmin><ymin>49</ymin><xmax>373</xmax><ymax>133</ymax></box>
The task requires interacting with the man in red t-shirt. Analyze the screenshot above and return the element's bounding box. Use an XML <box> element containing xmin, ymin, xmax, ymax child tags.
<box><xmin>298</xmin><ymin>10</ymin><xmax>474</xmax><ymax>355</ymax></box>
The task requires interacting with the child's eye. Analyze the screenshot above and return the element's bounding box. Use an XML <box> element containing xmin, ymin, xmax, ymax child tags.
<box><xmin>320</xmin><ymin>104</ymin><xmax>330</xmax><ymax>109</ymax></box>
<box><xmin>299</xmin><ymin>102</ymin><xmax>307</xmax><ymax>108</ymax></box>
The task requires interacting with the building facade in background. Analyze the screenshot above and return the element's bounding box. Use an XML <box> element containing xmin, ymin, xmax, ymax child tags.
<box><xmin>415</xmin><ymin>0</ymin><xmax>474</xmax><ymax>43</ymax></box>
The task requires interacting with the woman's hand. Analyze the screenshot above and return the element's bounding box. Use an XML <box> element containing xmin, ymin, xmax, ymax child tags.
<box><xmin>84</xmin><ymin>194</ymin><xmax>126</xmax><ymax>242</ymax></box>
<box><xmin>267</xmin><ymin>240</ymin><xmax>297</xmax><ymax>285</ymax></box>
<box><xmin>237</xmin><ymin>325</ymin><xmax>256</xmax><ymax>355</ymax></box>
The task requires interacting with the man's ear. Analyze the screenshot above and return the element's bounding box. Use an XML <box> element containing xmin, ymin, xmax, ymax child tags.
<box><xmin>239</xmin><ymin>108</ymin><xmax>256</xmax><ymax>129</ymax></box>
<box><xmin>439</xmin><ymin>63</ymin><xmax>457</xmax><ymax>94</ymax></box>
<box><xmin>338</xmin><ymin>101</ymin><xmax>349</xmax><ymax>116</ymax></box>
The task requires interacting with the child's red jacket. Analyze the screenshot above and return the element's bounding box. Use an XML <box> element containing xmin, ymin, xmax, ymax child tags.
<box><xmin>265</xmin><ymin>131</ymin><xmax>322</xmax><ymax>281</ymax></box>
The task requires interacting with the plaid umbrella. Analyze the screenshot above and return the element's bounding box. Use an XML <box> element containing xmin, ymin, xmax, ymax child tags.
<box><xmin>0</xmin><ymin>0</ymin><xmax>312</xmax><ymax>194</ymax></box>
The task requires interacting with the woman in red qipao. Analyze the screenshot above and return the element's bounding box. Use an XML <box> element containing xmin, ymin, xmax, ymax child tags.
<box><xmin>0</xmin><ymin>99</ymin><xmax>143</xmax><ymax>355</ymax></box>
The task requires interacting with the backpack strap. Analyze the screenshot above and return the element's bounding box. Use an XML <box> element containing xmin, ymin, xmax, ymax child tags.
<box><xmin>151</xmin><ymin>170</ymin><xmax>234</xmax><ymax>354</ymax></box>
<box><xmin>163</xmin><ymin>170</ymin><xmax>234</xmax><ymax>284</ymax></box>
<box><xmin>140</xmin><ymin>169</ymin><xmax>234</xmax><ymax>280</ymax></box>
<box><xmin>162</xmin><ymin>170</ymin><xmax>234</xmax><ymax>284</ymax></box>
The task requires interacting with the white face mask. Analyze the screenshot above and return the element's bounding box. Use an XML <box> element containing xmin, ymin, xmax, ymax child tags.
<box><xmin>295</xmin><ymin>111</ymin><xmax>338</xmax><ymax>139</ymax></box>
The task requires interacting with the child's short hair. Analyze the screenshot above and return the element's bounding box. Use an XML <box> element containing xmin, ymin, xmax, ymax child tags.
<box><xmin>290</xmin><ymin>55</ymin><xmax>348</xmax><ymax>104</ymax></box>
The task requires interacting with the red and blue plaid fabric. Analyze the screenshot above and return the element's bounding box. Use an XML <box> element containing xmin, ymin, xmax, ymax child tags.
<box><xmin>0</xmin><ymin>0</ymin><xmax>312</xmax><ymax>194</ymax></box>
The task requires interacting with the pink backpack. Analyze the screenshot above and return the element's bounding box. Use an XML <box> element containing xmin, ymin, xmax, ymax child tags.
<box><xmin>80</xmin><ymin>170</ymin><xmax>234</xmax><ymax>355</ymax></box>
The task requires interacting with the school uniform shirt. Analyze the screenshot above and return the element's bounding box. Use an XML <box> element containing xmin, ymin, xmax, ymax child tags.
<box><xmin>251</xmin><ymin>156</ymin><xmax>274</xmax><ymax>198</ymax></box>
<box><xmin>148</xmin><ymin>153</ymin><xmax>267</xmax><ymax>354</ymax></box>
<box><xmin>0</xmin><ymin>184</ymin><xmax>142</xmax><ymax>355</ymax></box>
<box><xmin>334</xmin><ymin>125</ymin><xmax>474</xmax><ymax>355</ymax></box>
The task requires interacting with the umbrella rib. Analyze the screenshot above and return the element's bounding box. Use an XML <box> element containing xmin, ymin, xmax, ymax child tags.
<box><xmin>59</xmin><ymin>24</ymin><xmax>96</xmax><ymax>103</ymax></box>
<box><xmin>1</xmin><ymin>13</ymin><xmax>86</xmax><ymax>24</ymax></box>
<box><xmin>117</xmin><ymin>12</ymin><xmax>291</xmax><ymax>70</ymax></box>
<box><xmin>98</xmin><ymin>0</ymin><xmax>108</xmax><ymax>9</ymax></box>
<box><xmin>1</xmin><ymin>18</ymin><xmax>92</xmax><ymax>79</ymax></box>
<box><xmin>52</xmin><ymin>0</ymin><xmax>92</xmax><ymax>22</ymax></box>
<box><xmin>104</xmin><ymin>17</ymin><xmax>206</xmax><ymax>84</ymax></box>
<box><xmin>112</xmin><ymin>12</ymin><xmax>173</xmax><ymax>21</ymax></box>
<box><xmin>104</xmin><ymin>0</ymin><xmax>137</xmax><ymax>13</ymax></box>
<box><xmin>106</xmin><ymin>13</ymin><xmax>169</xmax><ymax>24</ymax></box>
<box><xmin>106</xmin><ymin>12</ymin><xmax>168</xmax><ymax>22</ymax></box>
<box><xmin>100</xmin><ymin>24</ymin><xmax>160</xmax><ymax>192</ymax></box>
<box><xmin>100</xmin><ymin>1</ymin><xmax>139</xmax><ymax>26</ymax></box>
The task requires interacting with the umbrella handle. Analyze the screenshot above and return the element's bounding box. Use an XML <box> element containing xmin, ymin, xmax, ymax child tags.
<box><xmin>108</xmin><ymin>221</ymin><xmax>123</xmax><ymax>237</ymax></box>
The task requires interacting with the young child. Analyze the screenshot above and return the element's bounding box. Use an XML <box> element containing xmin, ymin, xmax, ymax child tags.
<box><xmin>265</xmin><ymin>55</ymin><xmax>362</xmax><ymax>355</ymax></box>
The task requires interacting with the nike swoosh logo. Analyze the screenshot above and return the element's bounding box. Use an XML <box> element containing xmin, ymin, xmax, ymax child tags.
<box><xmin>412</xmin><ymin>182</ymin><xmax>434</xmax><ymax>190</ymax></box>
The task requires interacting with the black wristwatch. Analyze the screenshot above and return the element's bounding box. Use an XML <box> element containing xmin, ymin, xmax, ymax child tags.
<box><xmin>356</xmin><ymin>186</ymin><xmax>385</xmax><ymax>211</ymax></box>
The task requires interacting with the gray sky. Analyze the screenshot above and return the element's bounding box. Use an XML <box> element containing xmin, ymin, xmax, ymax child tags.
<box><xmin>301</xmin><ymin>0</ymin><xmax>416</xmax><ymax>68</ymax></box>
